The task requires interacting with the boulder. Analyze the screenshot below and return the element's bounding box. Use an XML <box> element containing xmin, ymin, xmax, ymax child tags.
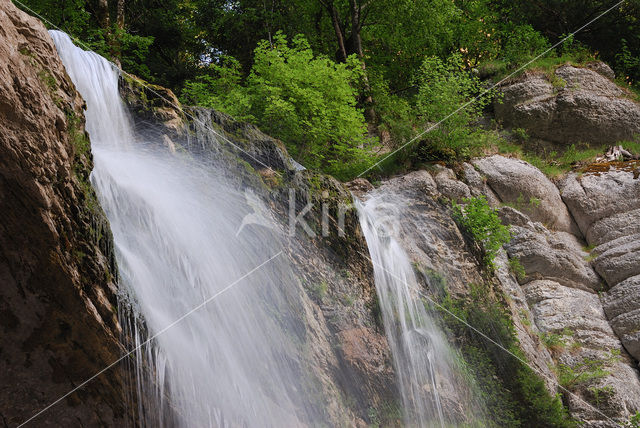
<box><xmin>593</xmin><ymin>234</ymin><xmax>640</xmax><ymax>287</ymax></box>
<box><xmin>523</xmin><ymin>280</ymin><xmax>621</xmax><ymax>350</ymax></box>
<box><xmin>472</xmin><ymin>155</ymin><xmax>579</xmax><ymax>234</ymax></box>
<box><xmin>587</xmin><ymin>208</ymin><xmax>640</xmax><ymax>247</ymax></box>
<box><xmin>559</xmin><ymin>168</ymin><xmax>640</xmax><ymax>237</ymax></box>
<box><xmin>494</xmin><ymin>64</ymin><xmax>640</xmax><ymax>145</ymax></box>
<box><xmin>506</xmin><ymin>225</ymin><xmax>602</xmax><ymax>291</ymax></box>
<box><xmin>585</xmin><ymin>61</ymin><xmax>616</xmax><ymax>81</ymax></box>
<box><xmin>433</xmin><ymin>166</ymin><xmax>471</xmax><ymax>202</ymax></box>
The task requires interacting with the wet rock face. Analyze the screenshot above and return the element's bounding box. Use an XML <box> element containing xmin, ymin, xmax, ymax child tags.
<box><xmin>495</xmin><ymin>63</ymin><xmax>640</xmax><ymax>145</ymax></box>
<box><xmin>118</xmin><ymin>70</ymin><xmax>397</xmax><ymax>425</ymax></box>
<box><xmin>0</xmin><ymin>0</ymin><xmax>129</xmax><ymax>426</ymax></box>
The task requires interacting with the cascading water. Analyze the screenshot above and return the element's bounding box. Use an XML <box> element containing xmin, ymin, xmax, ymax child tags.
<box><xmin>50</xmin><ymin>31</ymin><xmax>321</xmax><ymax>427</ymax></box>
<box><xmin>49</xmin><ymin>30</ymin><xmax>478</xmax><ymax>428</ymax></box>
<box><xmin>358</xmin><ymin>193</ymin><xmax>481</xmax><ymax>427</ymax></box>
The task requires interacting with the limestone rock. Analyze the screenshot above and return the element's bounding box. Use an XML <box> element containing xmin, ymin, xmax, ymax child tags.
<box><xmin>498</xmin><ymin>206</ymin><xmax>531</xmax><ymax>227</ymax></box>
<box><xmin>347</xmin><ymin>178</ymin><xmax>375</xmax><ymax>199</ymax></box>
<box><xmin>559</xmin><ymin>168</ymin><xmax>640</xmax><ymax>236</ymax></box>
<box><xmin>593</xmin><ymin>235</ymin><xmax>640</xmax><ymax>287</ymax></box>
<box><xmin>586</xmin><ymin>61</ymin><xmax>616</xmax><ymax>80</ymax></box>
<box><xmin>505</xmin><ymin>225</ymin><xmax>602</xmax><ymax>291</ymax></box>
<box><xmin>603</xmin><ymin>274</ymin><xmax>640</xmax><ymax>358</ymax></box>
<box><xmin>472</xmin><ymin>155</ymin><xmax>579</xmax><ymax>234</ymax></box>
<box><xmin>523</xmin><ymin>280</ymin><xmax>619</xmax><ymax>350</ymax></box>
<box><xmin>495</xmin><ymin>64</ymin><xmax>640</xmax><ymax>145</ymax></box>
<box><xmin>433</xmin><ymin>165</ymin><xmax>471</xmax><ymax>202</ymax></box>
<box><xmin>587</xmin><ymin>208</ymin><xmax>640</xmax><ymax>247</ymax></box>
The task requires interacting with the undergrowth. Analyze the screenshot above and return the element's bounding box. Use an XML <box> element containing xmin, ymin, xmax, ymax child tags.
<box><xmin>435</xmin><ymin>283</ymin><xmax>576</xmax><ymax>428</ymax></box>
<box><xmin>452</xmin><ymin>196</ymin><xmax>511</xmax><ymax>269</ymax></box>
<box><xmin>554</xmin><ymin>350</ymin><xmax>621</xmax><ymax>389</ymax></box>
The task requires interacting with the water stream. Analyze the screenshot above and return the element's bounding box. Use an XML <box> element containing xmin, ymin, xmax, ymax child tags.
<box><xmin>50</xmin><ymin>31</ymin><xmax>474</xmax><ymax>427</ymax></box>
<box><xmin>358</xmin><ymin>193</ymin><xmax>480</xmax><ymax>427</ymax></box>
<box><xmin>51</xmin><ymin>30</ymin><xmax>318</xmax><ymax>427</ymax></box>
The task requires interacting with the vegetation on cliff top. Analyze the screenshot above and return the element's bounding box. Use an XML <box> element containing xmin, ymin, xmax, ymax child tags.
<box><xmin>16</xmin><ymin>0</ymin><xmax>640</xmax><ymax>180</ymax></box>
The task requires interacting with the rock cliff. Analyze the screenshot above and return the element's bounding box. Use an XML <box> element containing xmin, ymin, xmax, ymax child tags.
<box><xmin>462</xmin><ymin>156</ymin><xmax>640</xmax><ymax>426</ymax></box>
<box><xmin>495</xmin><ymin>63</ymin><xmax>640</xmax><ymax>146</ymax></box>
<box><xmin>0</xmin><ymin>0</ymin><xmax>130</xmax><ymax>425</ymax></box>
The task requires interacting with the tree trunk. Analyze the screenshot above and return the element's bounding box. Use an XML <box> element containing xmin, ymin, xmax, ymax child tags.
<box><xmin>321</xmin><ymin>1</ymin><xmax>348</xmax><ymax>62</ymax></box>
<box><xmin>349</xmin><ymin>0</ymin><xmax>376</xmax><ymax>123</ymax></box>
<box><xmin>116</xmin><ymin>0</ymin><xmax>125</xmax><ymax>30</ymax></box>
<box><xmin>97</xmin><ymin>0</ymin><xmax>110</xmax><ymax>29</ymax></box>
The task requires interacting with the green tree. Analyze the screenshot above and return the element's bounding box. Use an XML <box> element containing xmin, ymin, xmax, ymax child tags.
<box><xmin>182</xmin><ymin>32</ymin><xmax>374</xmax><ymax>179</ymax></box>
<box><xmin>412</xmin><ymin>53</ymin><xmax>495</xmax><ymax>161</ymax></box>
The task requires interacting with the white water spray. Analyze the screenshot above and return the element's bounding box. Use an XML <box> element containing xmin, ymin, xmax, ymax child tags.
<box><xmin>49</xmin><ymin>30</ymin><xmax>479</xmax><ymax>428</ymax></box>
<box><xmin>50</xmin><ymin>31</ymin><xmax>320</xmax><ymax>427</ymax></box>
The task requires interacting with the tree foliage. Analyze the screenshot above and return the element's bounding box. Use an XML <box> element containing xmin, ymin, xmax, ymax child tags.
<box><xmin>17</xmin><ymin>0</ymin><xmax>640</xmax><ymax>178</ymax></box>
<box><xmin>412</xmin><ymin>54</ymin><xmax>496</xmax><ymax>161</ymax></box>
<box><xmin>182</xmin><ymin>33</ymin><xmax>374</xmax><ymax>179</ymax></box>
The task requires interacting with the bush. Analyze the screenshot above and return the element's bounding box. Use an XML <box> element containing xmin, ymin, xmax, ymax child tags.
<box><xmin>369</xmin><ymin>71</ymin><xmax>414</xmax><ymax>148</ymax></box>
<box><xmin>616</xmin><ymin>38</ymin><xmax>640</xmax><ymax>86</ymax></box>
<box><xmin>411</xmin><ymin>53</ymin><xmax>496</xmax><ymax>162</ymax></box>
<box><xmin>453</xmin><ymin>196</ymin><xmax>511</xmax><ymax>268</ymax></box>
<box><xmin>86</xmin><ymin>28</ymin><xmax>155</xmax><ymax>80</ymax></box>
<box><xmin>502</xmin><ymin>24</ymin><xmax>550</xmax><ymax>65</ymax></box>
<box><xmin>555</xmin><ymin>350</ymin><xmax>620</xmax><ymax>389</ymax></box>
<box><xmin>181</xmin><ymin>32</ymin><xmax>375</xmax><ymax>180</ymax></box>
<box><xmin>180</xmin><ymin>55</ymin><xmax>251</xmax><ymax>119</ymax></box>
<box><xmin>508</xmin><ymin>257</ymin><xmax>526</xmax><ymax>281</ymax></box>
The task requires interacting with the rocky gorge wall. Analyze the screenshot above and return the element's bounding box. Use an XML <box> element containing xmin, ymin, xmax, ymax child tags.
<box><xmin>0</xmin><ymin>0</ymin><xmax>131</xmax><ymax>425</ymax></box>
<box><xmin>117</xmin><ymin>62</ymin><xmax>640</xmax><ymax>425</ymax></box>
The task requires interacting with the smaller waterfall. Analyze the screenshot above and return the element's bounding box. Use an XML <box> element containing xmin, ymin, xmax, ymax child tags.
<box><xmin>358</xmin><ymin>193</ymin><xmax>479</xmax><ymax>427</ymax></box>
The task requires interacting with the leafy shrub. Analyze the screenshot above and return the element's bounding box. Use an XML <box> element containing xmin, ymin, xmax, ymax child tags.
<box><xmin>555</xmin><ymin>350</ymin><xmax>621</xmax><ymax>389</ymax></box>
<box><xmin>556</xmin><ymin>33</ymin><xmax>595</xmax><ymax>64</ymax></box>
<box><xmin>616</xmin><ymin>38</ymin><xmax>640</xmax><ymax>86</ymax></box>
<box><xmin>453</xmin><ymin>196</ymin><xmax>511</xmax><ymax>268</ymax></box>
<box><xmin>502</xmin><ymin>24</ymin><xmax>550</xmax><ymax>65</ymax></box>
<box><xmin>539</xmin><ymin>328</ymin><xmax>574</xmax><ymax>355</ymax></box>
<box><xmin>181</xmin><ymin>32</ymin><xmax>375</xmax><ymax>180</ymax></box>
<box><xmin>412</xmin><ymin>53</ymin><xmax>496</xmax><ymax>162</ymax></box>
<box><xmin>508</xmin><ymin>257</ymin><xmax>526</xmax><ymax>281</ymax></box>
<box><xmin>368</xmin><ymin>71</ymin><xmax>414</xmax><ymax>148</ymax></box>
<box><xmin>180</xmin><ymin>55</ymin><xmax>251</xmax><ymax>118</ymax></box>
<box><xmin>512</xmin><ymin>127</ymin><xmax>529</xmax><ymax>143</ymax></box>
<box><xmin>86</xmin><ymin>28</ymin><xmax>155</xmax><ymax>80</ymax></box>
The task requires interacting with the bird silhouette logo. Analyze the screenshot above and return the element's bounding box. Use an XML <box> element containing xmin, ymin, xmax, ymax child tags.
<box><xmin>236</xmin><ymin>189</ymin><xmax>278</xmax><ymax>236</ymax></box>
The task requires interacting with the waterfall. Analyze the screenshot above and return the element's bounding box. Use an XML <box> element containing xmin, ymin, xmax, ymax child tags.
<box><xmin>358</xmin><ymin>193</ymin><xmax>480</xmax><ymax>427</ymax></box>
<box><xmin>49</xmin><ymin>30</ymin><xmax>480</xmax><ymax>428</ymax></box>
<box><xmin>50</xmin><ymin>31</ymin><xmax>320</xmax><ymax>427</ymax></box>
